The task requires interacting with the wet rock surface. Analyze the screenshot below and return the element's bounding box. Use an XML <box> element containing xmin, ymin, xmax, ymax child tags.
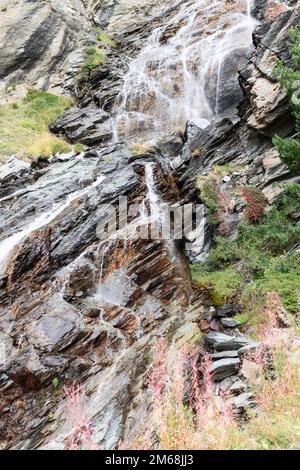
<box><xmin>0</xmin><ymin>144</ymin><xmax>194</xmax><ymax>449</ymax></box>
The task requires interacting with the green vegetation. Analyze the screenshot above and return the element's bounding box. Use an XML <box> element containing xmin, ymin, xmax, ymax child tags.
<box><xmin>273</xmin><ymin>24</ymin><xmax>300</xmax><ymax>173</ymax></box>
<box><xmin>196</xmin><ymin>177</ymin><xmax>219</xmax><ymax>223</ymax></box>
<box><xmin>52</xmin><ymin>377</ymin><xmax>59</xmax><ymax>389</ymax></box>
<box><xmin>130</xmin><ymin>330</ymin><xmax>300</xmax><ymax>450</ymax></box>
<box><xmin>77</xmin><ymin>47</ymin><xmax>105</xmax><ymax>81</ymax></box>
<box><xmin>192</xmin><ymin>184</ymin><xmax>300</xmax><ymax>315</ymax></box>
<box><xmin>82</xmin><ymin>47</ymin><xmax>105</xmax><ymax>71</ymax></box>
<box><xmin>77</xmin><ymin>28</ymin><xmax>116</xmax><ymax>81</ymax></box>
<box><xmin>0</xmin><ymin>89</ymin><xmax>73</xmax><ymax>160</ymax></box>
<box><xmin>196</xmin><ymin>166</ymin><xmax>244</xmax><ymax>225</ymax></box>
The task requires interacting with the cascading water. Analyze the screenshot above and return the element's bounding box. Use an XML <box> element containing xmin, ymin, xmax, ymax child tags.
<box><xmin>111</xmin><ymin>0</ymin><xmax>256</xmax><ymax>144</ymax></box>
<box><xmin>141</xmin><ymin>162</ymin><xmax>161</xmax><ymax>224</ymax></box>
<box><xmin>247</xmin><ymin>0</ymin><xmax>253</xmax><ymax>18</ymax></box>
<box><xmin>0</xmin><ymin>175</ymin><xmax>105</xmax><ymax>272</ymax></box>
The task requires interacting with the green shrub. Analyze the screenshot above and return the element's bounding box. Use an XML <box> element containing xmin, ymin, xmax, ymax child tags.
<box><xmin>192</xmin><ymin>185</ymin><xmax>300</xmax><ymax>315</ymax></box>
<box><xmin>78</xmin><ymin>47</ymin><xmax>105</xmax><ymax>80</ymax></box>
<box><xmin>196</xmin><ymin>178</ymin><xmax>219</xmax><ymax>222</ymax></box>
<box><xmin>208</xmin><ymin>236</ymin><xmax>239</xmax><ymax>269</ymax></box>
<box><xmin>96</xmin><ymin>30</ymin><xmax>116</xmax><ymax>48</ymax></box>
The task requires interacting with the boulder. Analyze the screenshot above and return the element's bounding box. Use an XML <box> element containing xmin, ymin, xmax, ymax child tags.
<box><xmin>229</xmin><ymin>380</ymin><xmax>249</xmax><ymax>395</ymax></box>
<box><xmin>215</xmin><ymin>304</ymin><xmax>242</xmax><ymax>318</ymax></box>
<box><xmin>211</xmin><ymin>350</ymin><xmax>239</xmax><ymax>361</ymax></box>
<box><xmin>238</xmin><ymin>342</ymin><xmax>260</xmax><ymax>357</ymax></box>
<box><xmin>52</xmin><ymin>106</ymin><xmax>111</xmax><ymax>144</ymax></box>
<box><xmin>217</xmin><ymin>377</ymin><xmax>235</xmax><ymax>393</ymax></box>
<box><xmin>26</xmin><ymin>301</ymin><xmax>82</xmax><ymax>353</ymax></box>
<box><xmin>0</xmin><ymin>157</ymin><xmax>31</xmax><ymax>183</ymax></box>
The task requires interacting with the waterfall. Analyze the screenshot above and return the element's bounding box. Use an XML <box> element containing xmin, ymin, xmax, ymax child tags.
<box><xmin>111</xmin><ymin>0</ymin><xmax>257</xmax><ymax>143</ymax></box>
<box><xmin>0</xmin><ymin>175</ymin><xmax>105</xmax><ymax>272</ymax></box>
<box><xmin>247</xmin><ymin>0</ymin><xmax>252</xmax><ymax>18</ymax></box>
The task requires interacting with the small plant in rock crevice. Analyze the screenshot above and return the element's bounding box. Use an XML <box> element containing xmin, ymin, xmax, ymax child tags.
<box><xmin>196</xmin><ymin>173</ymin><xmax>235</xmax><ymax>233</ymax></box>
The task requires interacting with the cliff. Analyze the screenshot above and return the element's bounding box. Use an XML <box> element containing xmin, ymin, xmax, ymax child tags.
<box><xmin>0</xmin><ymin>0</ymin><xmax>299</xmax><ymax>450</ymax></box>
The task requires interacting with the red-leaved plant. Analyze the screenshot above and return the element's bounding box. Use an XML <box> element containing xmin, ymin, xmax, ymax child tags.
<box><xmin>241</xmin><ymin>187</ymin><xmax>267</xmax><ymax>222</ymax></box>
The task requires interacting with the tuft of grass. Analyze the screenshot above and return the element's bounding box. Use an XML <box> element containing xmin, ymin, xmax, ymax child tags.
<box><xmin>96</xmin><ymin>30</ymin><xmax>116</xmax><ymax>48</ymax></box>
<box><xmin>77</xmin><ymin>47</ymin><xmax>105</xmax><ymax>81</ymax></box>
<box><xmin>0</xmin><ymin>89</ymin><xmax>73</xmax><ymax>159</ymax></box>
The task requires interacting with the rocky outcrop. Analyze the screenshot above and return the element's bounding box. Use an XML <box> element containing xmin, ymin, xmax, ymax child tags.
<box><xmin>177</xmin><ymin>5</ymin><xmax>300</xmax><ymax>261</ymax></box>
<box><xmin>0</xmin><ymin>0</ymin><xmax>94</xmax><ymax>92</ymax></box>
<box><xmin>0</xmin><ymin>146</ymin><xmax>195</xmax><ymax>449</ymax></box>
<box><xmin>91</xmin><ymin>0</ymin><xmax>175</xmax><ymax>32</ymax></box>
<box><xmin>0</xmin><ymin>0</ymin><xmax>185</xmax><ymax>94</ymax></box>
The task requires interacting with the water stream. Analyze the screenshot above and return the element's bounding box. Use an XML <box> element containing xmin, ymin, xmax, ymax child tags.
<box><xmin>0</xmin><ymin>175</ymin><xmax>105</xmax><ymax>273</ymax></box>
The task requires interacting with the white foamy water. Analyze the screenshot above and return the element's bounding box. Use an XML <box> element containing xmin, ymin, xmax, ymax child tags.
<box><xmin>141</xmin><ymin>162</ymin><xmax>161</xmax><ymax>223</ymax></box>
<box><xmin>111</xmin><ymin>0</ymin><xmax>256</xmax><ymax>143</ymax></box>
<box><xmin>0</xmin><ymin>175</ymin><xmax>105</xmax><ymax>272</ymax></box>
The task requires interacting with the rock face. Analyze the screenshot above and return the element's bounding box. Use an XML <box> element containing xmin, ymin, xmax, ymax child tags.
<box><xmin>92</xmin><ymin>0</ymin><xmax>175</xmax><ymax>32</ymax></box>
<box><xmin>0</xmin><ymin>0</ymin><xmax>93</xmax><ymax>92</ymax></box>
<box><xmin>53</xmin><ymin>0</ymin><xmax>260</xmax><ymax>145</ymax></box>
<box><xmin>209</xmin><ymin>357</ymin><xmax>240</xmax><ymax>382</ymax></box>
<box><xmin>0</xmin><ymin>0</ymin><xmax>181</xmax><ymax>93</ymax></box>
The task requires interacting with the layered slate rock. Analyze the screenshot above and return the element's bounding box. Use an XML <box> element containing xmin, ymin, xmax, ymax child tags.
<box><xmin>0</xmin><ymin>0</ymin><xmax>297</xmax><ymax>451</ymax></box>
<box><xmin>231</xmin><ymin>392</ymin><xmax>256</xmax><ymax>411</ymax></box>
<box><xmin>229</xmin><ymin>380</ymin><xmax>249</xmax><ymax>395</ymax></box>
<box><xmin>0</xmin><ymin>145</ymin><xmax>194</xmax><ymax>449</ymax></box>
<box><xmin>177</xmin><ymin>6</ymin><xmax>300</xmax><ymax>261</ymax></box>
<box><xmin>221</xmin><ymin>318</ymin><xmax>242</xmax><ymax>328</ymax></box>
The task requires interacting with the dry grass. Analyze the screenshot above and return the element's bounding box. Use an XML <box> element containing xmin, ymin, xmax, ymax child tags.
<box><xmin>124</xmin><ymin>295</ymin><xmax>300</xmax><ymax>450</ymax></box>
<box><xmin>0</xmin><ymin>89</ymin><xmax>73</xmax><ymax>160</ymax></box>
